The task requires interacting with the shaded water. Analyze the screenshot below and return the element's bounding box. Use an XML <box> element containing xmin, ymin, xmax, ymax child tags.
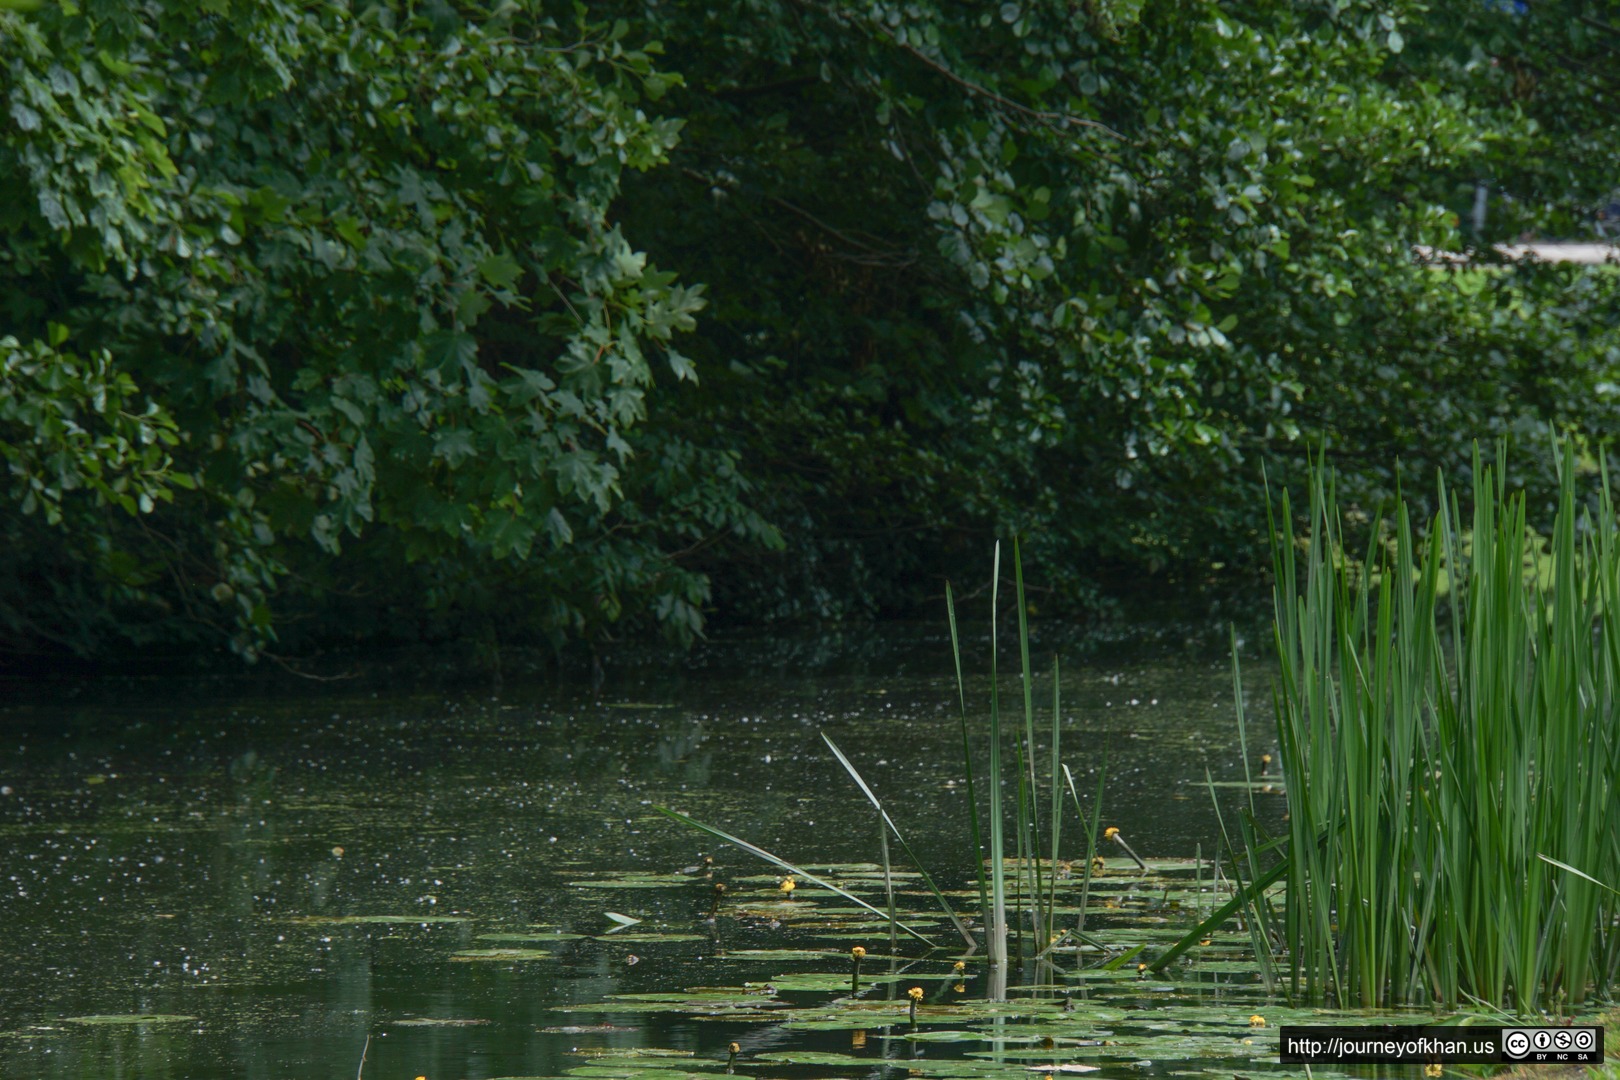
<box><xmin>0</xmin><ymin>622</ymin><xmax>1294</xmax><ymax>1078</ymax></box>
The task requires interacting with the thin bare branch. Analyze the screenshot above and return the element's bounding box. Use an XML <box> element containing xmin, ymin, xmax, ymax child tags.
<box><xmin>868</xmin><ymin>23</ymin><xmax>1126</xmax><ymax>141</ymax></box>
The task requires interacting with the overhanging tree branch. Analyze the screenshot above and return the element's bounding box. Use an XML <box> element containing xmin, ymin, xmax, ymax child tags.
<box><xmin>867</xmin><ymin>21</ymin><xmax>1127</xmax><ymax>141</ymax></box>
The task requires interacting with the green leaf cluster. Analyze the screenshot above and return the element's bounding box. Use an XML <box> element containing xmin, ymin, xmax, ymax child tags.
<box><xmin>612</xmin><ymin>0</ymin><xmax>1620</xmax><ymax>620</ymax></box>
<box><xmin>4</xmin><ymin>0</ymin><xmax>1617</xmax><ymax>659</ymax></box>
<box><xmin>1</xmin><ymin>0</ymin><xmax>777</xmax><ymax>658</ymax></box>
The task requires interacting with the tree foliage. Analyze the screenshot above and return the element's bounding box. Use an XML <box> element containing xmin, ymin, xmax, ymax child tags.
<box><xmin>2</xmin><ymin>0</ymin><xmax>777</xmax><ymax>658</ymax></box>
<box><xmin>3</xmin><ymin>0</ymin><xmax>1616</xmax><ymax>660</ymax></box>
<box><xmin>614</xmin><ymin>0</ymin><xmax>1620</xmax><ymax>618</ymax></box>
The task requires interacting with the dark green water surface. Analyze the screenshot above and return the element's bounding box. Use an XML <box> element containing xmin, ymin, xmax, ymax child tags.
<box><xmin>1</xmin><ymin>623</ymin><xmax>1306</xmax><ymax>1079</ymax></box>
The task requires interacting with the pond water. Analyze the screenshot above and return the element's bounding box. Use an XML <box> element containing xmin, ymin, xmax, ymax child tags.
<box><xmin>0</xmin><ymin>621</ymin><xmax>1328</xmax><ymax>1080</ymax></box>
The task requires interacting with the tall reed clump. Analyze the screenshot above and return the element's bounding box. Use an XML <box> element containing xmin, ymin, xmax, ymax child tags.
<box><xmin>1260</xmin><ymin>443</ymin><xmax>1620</xmax><ymax>1011</ymax></box>
<box><xmin>946</xmin><ymin>541</ymin><xmax>1103</xmax><ymax>985</ymax></box>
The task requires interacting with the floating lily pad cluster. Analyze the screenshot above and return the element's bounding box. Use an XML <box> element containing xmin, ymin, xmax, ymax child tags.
<box><xmin>0</xmin><ymin>860</ymin><xmax>1392</xmax><ymax>1079</ymax></box>
<box><xmin>524</xmin><ymin>861</ymin><xmax>1379</xmax><ymax>1080</ymax></box>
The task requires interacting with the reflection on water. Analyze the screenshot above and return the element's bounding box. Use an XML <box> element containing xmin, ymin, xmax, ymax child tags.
<box><xmin>0</xmin><ymin>623</ymin><xmax>1280</xmax><ymax>1077</ymax></box>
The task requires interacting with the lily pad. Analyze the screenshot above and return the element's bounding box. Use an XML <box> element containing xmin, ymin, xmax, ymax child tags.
<box><xmin>62</xmin><ymin>1014</ymin><xmax>196</xmax><ymax>1025</ymax></box>
<box><xmin>390</xmin><ymin>1017</ymin><xmax>491</xmax><ymax>1026</ymax></box>
<box><xmin>747</xmin><ymin>972</ymin><xmax>909</xmax><ymax>992</ymax></box>
<box><xmin>569</xmin><ymin>871</ymin><xmax>705</xmax><ymax>889</ymax></box>
<box><xmin>754</xmin><ymin>1053</ymin><xmax>1101</xmax><ymax>1079</ymax></box>
<box><xmin>783</xmin><ymin>998</ymin><xmax>1071</xmax><ymax>1030</ymax></box>
<box><xmin>451</xmin><ymin>948</ymin><xmax>559</xmax><ymax>961</ymax></box>
<box><xmin>1184</xmin><ymin>960</ymin><xmax>1271</xmax><ymax>974</ymax></box>
<box><xmin>1124</xmin><ymin>1004</ymin><xmax>1361</xmax><ymax>1026</ymax></box>
<box><xmin>716</xmin><ymin>948</ymin><xmax>844</xmax><ymax>960</ymax></box>
<box><xmin>736</xmin><ymin>869</ymin><xmax>923</xmax><ymax>883</ymax></box>
<box><xmin>893</xmin><ymin>1030</ymin><xmax>1051</xmax><ymax>1044</ymax></box>
<box><xmin>288</xmin><ymin>914</ymin><xmax>469</xmax><ymax>925</ymax></box>
<box><xmin>562</xmin><ymin>988</ymin><xmax>784</xmax><ymax>1016</ymax></box>
<box><xmin>755</xmin><ymin>1051</ymin><xmax>871</xmax><ymax>1065</ymax></box>
<box><xmin>992</xmin><ymin>1006</ymin><xmax>1129</xmax><ymax>1026</ymax></box>
<box><xmin>570</xmin><ymin>1048</ymin><xmax>695</xmax><ymax>1059</ymax></box>
<box><xmin>565</xmin><ymin>1069</ymin><xmax>727</xmax><ymax>1079</ymax></box>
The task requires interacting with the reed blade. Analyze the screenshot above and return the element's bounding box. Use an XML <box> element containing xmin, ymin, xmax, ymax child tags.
<box><xmin>1062</xmin><ymin>761</ymin><xmax>1105</xmax><ymax>936</ymax></box>
<box><xmin>1154</xmin><ymin>854</ymin><xmax>1291</xmax><ymax>973</ymax></box>
<box><xmin>1047</xmin><ymin>657</ymin><xmax>1063</xmax><ymax>951</ymax></box>
<box><xmin>988</xmin><ymin>541</ymin><xmax>1008</xmax><ymax>974</ymax></box>
<box><xmin>821</xmin><ymin>732</ymin><xmax>977</xmax><ymax>947</ymax></box>
<box><xmin>880</xmin><ymin>816</ymin><xmax>897</xmax><ymax>952</ymax></box>
<box><xmin>1013</xmin><ymin>539</ymin><xmax>1045</xmax><ymax>952</ymax></box>
<box><xmin>946</xmin><ymin>582</ymin><xmax>992</xmax><ymax>944</ymax></box>
<box><xmin>653</xmin><ymin>806</ymin><xmax>939</xmax><ymax>947</ymax></box>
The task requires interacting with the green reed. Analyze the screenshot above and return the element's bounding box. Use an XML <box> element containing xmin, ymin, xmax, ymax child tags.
<box><xmin>946</xmin><ymin>539</ymin><xmax>1087</xmax><ymax>979</ymax></box>
<box><xmin>822</xmin><ymin>732</ymin><xmax>976</xmax><ymax>949</ymax></box>
<box><xmin>983</xmin><ymin>542</ymin><xmax>1010</xmax><ymax>971</ymax></box>
<box><xmin>1251</xmin><ymin>442</ymin><xmax>1620</xmax><ymax>1010</ymax></box>
<box><xmin>662</xmin><ymin>539</ymin><xmax>1104</xmax><ymax>992</ymax></box>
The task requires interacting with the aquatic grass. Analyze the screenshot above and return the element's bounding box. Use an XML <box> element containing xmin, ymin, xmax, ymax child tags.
<box><xmin>651</xmin><ymin>807</ymin><xmax>938</xmax><ymax>947</ymax></box>
<box><xmin>821</xmin><ymin>732</ymin><xmax>976</xmax><ymax>948</ymax></box>
<box><xmin>986</xmin><ymin>543</ymin><xmax>1009</xmax><ymax>976</ymax></box>
<box><xmin>1008</xmin><ymin>544</ymin><xmax>1082</xmax><ymax>968</ymax></box>
<box><xmin>62</xmin><ymin>1014</ymin><xmax>197</xmax><ymax>1025</ymax></box>
<box><xmin>1197</xmin><ymin>764</ymin><xmax>1283</xmax><ymax>993</ymax></box>
<box><xmin>946</xmin><ymin>581</ymin><xmax>991</xmax><ymax>951</ymax></box>
<box><xmin>879</xmin><ymin>814</ymin><xmax>898</xmax><ymax>951</ymax></box>
<box><xmin>1013</xmin><ymin>545</ymin><xmax>1041</xmax><ymax>963</ymax></box>
<box><xmin>1195</xmin><ymin>637</ymin><xmax>1290</xmax><ymax>993</ymax></box>
<box><xmin>1237</xmin><ymin>442</ymin><xmax>1620</xmax><ymax>1010</ymax></box>
<box><xmin>661</xmin><ymin>542</ymin><xmax>1136</xmax><ymax>998</ymax></box>
<box><xmin>1046</xmin><ymin>657</ymin><xmax>1063</xmax><ymax>953</ymax></box>
<box><xmin>946</xmin><ymin>540</ymin><xmax>1101</xmax><ymax>988</ymax></box>
<box><xmin>1060</xmin><ymin>765</ymin><xmax>1103</xmax><ymax>932</ymax></box>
